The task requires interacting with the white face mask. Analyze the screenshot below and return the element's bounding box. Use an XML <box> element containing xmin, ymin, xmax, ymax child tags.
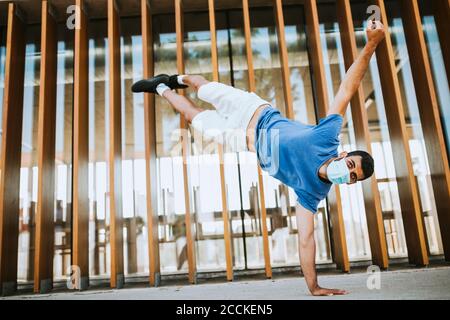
<box><xmin>326</xmin><ymin>158</ymin><xmax>351</xmax><ymax>184</ymax></box>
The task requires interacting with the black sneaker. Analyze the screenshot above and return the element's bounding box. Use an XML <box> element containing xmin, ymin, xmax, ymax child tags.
<box><xmin>131</xmin><ymin>74</ymin><xmax>170</xmax><ymax>93</ymax></box>
<box><xmin>168</xmin><ymin>74</ymin><xmax>189</xmax><ymax>89</ymax></box>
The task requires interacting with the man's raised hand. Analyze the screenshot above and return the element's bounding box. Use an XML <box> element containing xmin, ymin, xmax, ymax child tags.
<box><xmin>366</xmin><ymin>20</ymin><xmax>386</xmax><ymax>47</ymax></box>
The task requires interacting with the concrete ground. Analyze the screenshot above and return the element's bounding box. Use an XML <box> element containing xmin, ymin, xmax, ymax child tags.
<box><xmin>3</xmin><ymin>266</ymin><xmax>450</xmax><ymax>300</ymax></box>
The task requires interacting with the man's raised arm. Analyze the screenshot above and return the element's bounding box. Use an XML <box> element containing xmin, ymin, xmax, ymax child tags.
<box><xmin>296</xmin><ymin>204</ymin><xmax>348</xmax><ymax>296</ymax></box>
<box><xmin>327</xmin><ymin>20</ymin><xmax>386</xmax><ymax>117</ymax></box>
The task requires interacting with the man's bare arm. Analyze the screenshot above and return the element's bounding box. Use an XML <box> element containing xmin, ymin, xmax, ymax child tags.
<box><xmin>296</xmin><ymin>203</ymin><xmax>348</xmax><ymax>296</ymax></box>
<box><xmin>327</xmin><ymin>21</ymin><xmax>386</xmax><ymax>117</ymax></box>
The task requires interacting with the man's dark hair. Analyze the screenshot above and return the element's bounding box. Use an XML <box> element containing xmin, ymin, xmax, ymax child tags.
<box><xmin>348</xmin><ymin>150</ymin><xmax>374</xmax><ymax>181</ymax></box>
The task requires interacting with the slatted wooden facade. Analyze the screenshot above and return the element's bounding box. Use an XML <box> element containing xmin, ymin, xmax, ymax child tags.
<box><xmin>0</xmin><ymin>0</ymin><xmax>448</xmax><ymax>295</ymax></box>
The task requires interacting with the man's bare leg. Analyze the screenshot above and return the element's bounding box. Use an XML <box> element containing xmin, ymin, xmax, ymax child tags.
<box><xmin>161</xmin><ymin>89</ymin><xmax>203</xmax><ymax>123</ymax></box>
<box><xmin>160</xmin><ymin>74</ymin><xmax>210</xmax><ymax>123</ymax></box>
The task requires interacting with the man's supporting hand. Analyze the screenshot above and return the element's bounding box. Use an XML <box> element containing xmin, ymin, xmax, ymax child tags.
<box><xmin>295</xmin><ymin>204</ymin><xmax>349</xmax><ymax>296</ymax></box>
<box><xmin>311</xmin><ymin>286</ymin><xmax>349</xmax><ymax>297</ymax></box>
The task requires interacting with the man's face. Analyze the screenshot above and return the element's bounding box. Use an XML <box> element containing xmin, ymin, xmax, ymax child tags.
<box><xmin>343</xmin><ymin>155</ymin><xmax>364</xmax><ymax>184</ymax></box>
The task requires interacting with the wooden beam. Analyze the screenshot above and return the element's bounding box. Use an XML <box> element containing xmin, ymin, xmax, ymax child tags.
<box><xmin>336</xmin><ymin>0</ymin><xmax>388</xmax><ymax>269</ymax></box>
<box><xmin>0</xmin><ymin>3</ymin><xmax>26</xmax><ymax>296</ymax></box>
<box><xmin>141</xmin><ymin>0</ymin><xmax>161</xmax><ymax>286</ymax></box>
<box><xmin>34</xmin><ymin>0</ymin><xmax>58</xmax><ymax>294</ymax></box>
<box><xmin>273</xmin><ymin>0</ymin><xmax>294</xmax><ymax>119</ymax></box>
<box><xmin>431</xmin><ymin>0</ymin><xmax>450</xmax><ymax>81</ymax></box>
<box><xmin>208</xmin><ymin>0</ymin><xmax>234</xmax><ymax>281</ymax></box>
<box><xmin>242</xmin><ymin>0</ymin><xmax>272</xmax><ymax>278</ymax></box>
<box><xmin>373</xmin><ymin>0</ymin><xmax>428</xmax><ymax>266</ymax></box>
<box><xmin>72</xmin><ymin>0</ymin><xmax>90</xmax><ymax>290</ymax></box>
<box><xmin>400</xmin><ymin>0</ymin><xmax>450</xmax><ymax>261</ymax></box>
<box><xmin>175</xmin><ymin>0</ymin><xmax>197</xmax><ymax>284</ymax></box>
<box><xmin>209</xmin><ymin>0</ymin><xmax>219</xmax><ymax>82</ymax></box>
<box><xmin>108</xmin><ymin>0</ymin><xmax>124</xmax><ymax>288</ymax></box>
<box><xmin>304</xmin><ymin>0</ymin><xmax>350</xmax><ymax>272</ymax></box>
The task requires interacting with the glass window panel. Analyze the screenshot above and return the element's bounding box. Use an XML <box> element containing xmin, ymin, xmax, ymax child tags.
<box><xmin>250</xmin><ymin>8</ymin><xmax>286</xmax><ymax>115</ymax></box>
<box><xmin>18</xmin><ymin>25</ymin><xmax>40</xmax><ymax>282</ymax></box>
<box><xmin>88</xmin><ymin>20</ymin><xmax>111</xmax><ymax>277</ymax></box>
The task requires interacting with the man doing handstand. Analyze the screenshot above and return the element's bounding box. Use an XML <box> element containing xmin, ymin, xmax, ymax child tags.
<box><xmin>132</xmin><ymin>21</ymin><xmax>386</xmax><ymax>296</ymax></box>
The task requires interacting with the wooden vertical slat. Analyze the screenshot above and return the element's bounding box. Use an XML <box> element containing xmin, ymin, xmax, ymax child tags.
<box><xmin>401</xmin><ymin>0</ymin><xmax>450</xmax><ymax>261</ymax></box>
<box><xmin>304</xmin><ymin>0</ymin><xmax>350</xmax><ymax>272</ymax></box>
<box><xmin>72</xmin><ymin>0</ymin><xmax>90</xmax><ymax>290</ymax></box>
<box><xmin>141</xmin><ymin>0</ymin><xmax>161</xmax><ymax>286</ymax></box>
<box><xmin>431</xmin><ymin>0</ymin><xmax>450</xmax><ymax>81</ymax></box>
<box><xmin>242</xmin><ymin>0</ymin><xmax>272</xmax><ymax>279</ymax></box>
<box><xmin>336</xmin><ymin>0</ymin><xmax>388</xmax><ymax>269</ymax></box>
<box><xmin>373</xmin><ymin>0</ymin><xmax>428</xmax><ymax>266</ymax></box>
<box><xmin>108</xmin><ymin>0</ymin><xmax>124</xmax><ymax>288</ymax></box>
<box><xmin>273</xmin><ymin>0</ymin><xmax>294</xmax><ymax>119</ymax></box>
<box><xmin>209</xmin><ymin>0</ymin><xmax>219</xmax><ymax>82</ymax></box>
<box><xmin>175</xmin><ymin>0</ymin><xmax>197</xmax><ymax>284</ymax></box>
<box><xmin>34</xmin><ymin>0</ymin><xmax>58</xmax><ymax>294</ymax></box>
<box><xmin>208</xmin><ymin>0</ymin><xmax>234</xmax><ymax>281</ymax></box>
<box><xmin>0</xmin><ymin>3</ymin><xmax>26</xmax><ymax>296</ymax></box>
